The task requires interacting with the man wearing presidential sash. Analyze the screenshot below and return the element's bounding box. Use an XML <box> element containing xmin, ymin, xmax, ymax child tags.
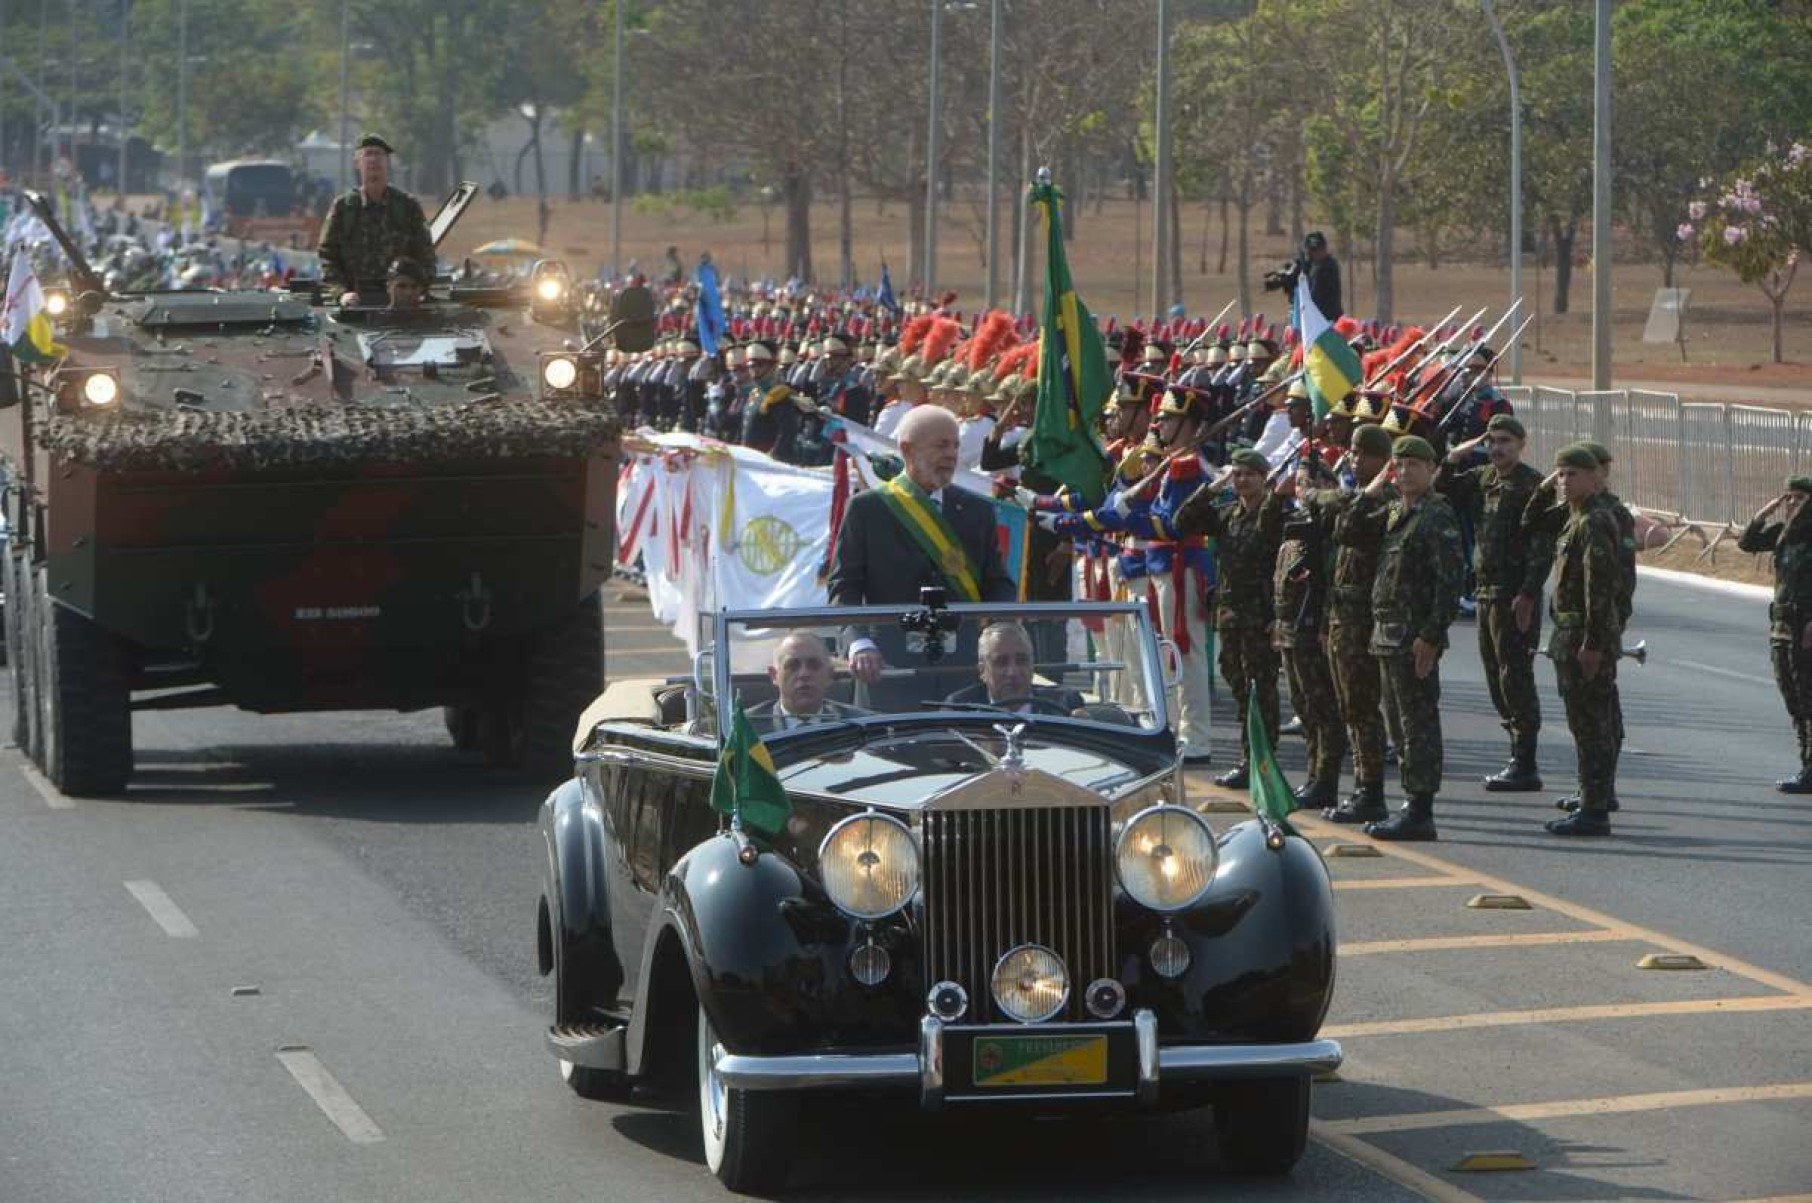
<box><xmin>829</xmin><ymin>406</ymin><xmax>1016</xmax><ymax>707</ymax></box>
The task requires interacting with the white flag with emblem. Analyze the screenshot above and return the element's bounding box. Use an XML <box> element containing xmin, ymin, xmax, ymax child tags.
<box><xmin>711</xmin><ymin>444</ymin><xmax>833</xmax><ymax>616</ymax></box>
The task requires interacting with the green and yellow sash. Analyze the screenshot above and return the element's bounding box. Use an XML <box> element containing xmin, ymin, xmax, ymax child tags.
<box><xmin>877</xmin><ymin>475</ymin><xmax>982</xmax><ymax>601</ymax></box>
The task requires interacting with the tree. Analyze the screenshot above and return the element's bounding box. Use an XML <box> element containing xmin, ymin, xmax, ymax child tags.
<box><xmin>1681</xmin><ymin>145</ymin><xmax>1812</xmax><ymax>364</ymax></box>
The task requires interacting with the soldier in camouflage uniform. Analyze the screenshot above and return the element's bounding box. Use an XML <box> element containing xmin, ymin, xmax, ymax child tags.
<box><xmin>1737</xmin><ymin>476</ymin><xmax>1812</xmax><ymax>792</ymax></box>
<box><xmin>1351</xmin><ymin>435</ymin><xmax>1464</xmax><ymax>841</ymax></box>
<box><xmin>1542</xmin><ymin>443</ymin><xmax>1627</xmax><ymax>836</ymax></box>
<box><xmin>317</xmin><ymin>134</ymin><xmax>435</xmax><ymax>306</ymax></box>
<box><xmin>1168</xmin><ymin>446</ymin><xmax>1285</xmax><ymax>788</ymax></box>
<box><xmin>1298</xmin><ymin>421</ymin><xmax>1396</xmax><ymax>822</ymax></box>
<box><xmin>1437</xmin><ymin>413</ymin><xmax>1551</xmax><ymax>792</ymax></box>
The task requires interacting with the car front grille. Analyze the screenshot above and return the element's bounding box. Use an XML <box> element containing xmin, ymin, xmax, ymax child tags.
<box><xmin>921</xmin><ymin>804</ymin><xmax>1116</xmax><ymax>1023</ymax></box>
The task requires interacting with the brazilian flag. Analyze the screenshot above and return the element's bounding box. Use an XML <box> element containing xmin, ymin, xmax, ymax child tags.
<box><xmin>709</xmin><ymin>700</ymin><xmax>792</xmax><ymax>839</ymax></box>
<box><xmin>1247</xmin><ymin>684</ymin><xmax>1298</xmax><ymax>836</ymax></box>
<box><xmin>1026</xmin><ymin>176</ymin><xmax>1112</xmax><ymax>506</ymax></box>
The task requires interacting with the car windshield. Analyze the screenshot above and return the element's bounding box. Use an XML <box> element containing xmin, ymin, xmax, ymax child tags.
<box><xmin>700</xmin><ymin>602</ymin><xmax>1165</xmax><ymax>739</ymax></box>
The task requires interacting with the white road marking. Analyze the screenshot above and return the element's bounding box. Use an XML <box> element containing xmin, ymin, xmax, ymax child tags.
<box><xmin>123</xmin><ymin>880</ymin><xmax>199</xmax><ymax>938</ymax></box>
<box><xmin>1637</xmin><ymin>565</ymin><xmax>1772</xmax><ymax>601</ymax></box>
<box><xmin>276</xmin><ymin>1048</ymin><xmax>386</xmax><ymax>1145</ymax></box>
<box><xmin>20</xmin><ymin>764</ymin><xmax>74</xmax><ymax>809</ymax></box>
<box><xmin>1674</xmin><ymin>659</ymin><xmax>1776</xmax><ymax>687</ymax></box>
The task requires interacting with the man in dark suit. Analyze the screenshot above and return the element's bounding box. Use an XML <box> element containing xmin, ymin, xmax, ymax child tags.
<box><xmin>944</xmin><ymin>622</ymin><xmax>1086</xmax><ymax>715</ymax></box>
<box><xmin>828</xmin><ymin>406</ymin><xmax>1016</xmax><ymax>706</ymax></box>
<box><xmin>743</xmin><ymin>632</ymin><xmax>864</xmax><ymax>732</ymax></box>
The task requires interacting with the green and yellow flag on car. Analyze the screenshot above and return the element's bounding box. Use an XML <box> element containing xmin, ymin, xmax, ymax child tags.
<box><xmin>709</xmin><ymin>700</ymin><xmax>791</xmax><ymax>839</ymax></box>
<box><xmin>3</xmin><ymin>247</ymin><xmax>67</xmax><ymax>365</ymax></box>
<box><xmin>1026</xmin><ymin>174</ymin><xmax>1112</xmax><ymax>506</ymax></box>
<box><xmin>1247</xmin><ymin>684</ymin><xmax>1298</xmax><ymax>836</ymax></box>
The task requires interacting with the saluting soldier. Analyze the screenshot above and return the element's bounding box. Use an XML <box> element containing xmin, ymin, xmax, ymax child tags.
<box><xmin>1738</xmin><ymin>476</ymin><xmax>1812</xmax><ymax>792</ymax></box>
<box><xmin>1541</xmin><ymin>443</ymin><xmax>1627</xmax><ymax>836</ymax></box>
<box><xmin>317</xmin><ymin>133</ymin><xmax>434</xmax><ymax>307</ymax></box>
<box><xmin>1353</xmin><ymin>435</ymin><xmax>1464</xmax><ymax>841</ymax></box>
<box><xmin>1436</xmin><ymin>413</ymin><xmax>1551</xmax><ymax>792</ymax></box>
<box><xmin>1273</xmin><ymin>464</ymin><xmax>1346</xmax><ymax>812</ymax></box>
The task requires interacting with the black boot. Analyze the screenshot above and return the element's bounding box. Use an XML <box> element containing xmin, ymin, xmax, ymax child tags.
<box><xmin>1365</xmin><ymin>793</ymin><xmax>1437</xmax><ymax>841</ymax></box>
<box><xmin>1545</xmin><ymin>807</ymin><xmax>1611</xmax><ymax>836</ymax></box>
<box><xmin>1214</xmin><ymin>761</ymin><xmax>1250</xmax><ymax>790</ymax></box>
<box><xmin>1777</xmin><ymin>767</ymin><xmax>1812</xmax><ymax>793</ymax></box>
<box><xmin>1292</xmin><ymin>778</ymin><xmax>1319</xmax><ymax>803</ymax></box>
<box><xmin>1483</xmin><ymin>735</ymin><xmax>1543</xmax><ymax>793</ymax></box>
<box><xmin>1327</xmin><ymin>782</ymin><xmax>1388</xmax><ymax>824</ymax></box>
<box><xmin>1556</xmin><ymin>793</ymin><xmax>1621</xmax><ymax>812</ymax></box>
<box><xmin>1295</xmin><ymin>778</ymin><xmax>1338</xmax><ymax>812</ymax></box>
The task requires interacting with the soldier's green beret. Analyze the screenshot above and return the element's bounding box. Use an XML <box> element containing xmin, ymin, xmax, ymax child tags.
<box><xmin>356</xmin><ymin>132</ymin><xmax>395</xmax><ymax>154</ymax></box>
<box><xmin>1787</xmin><ymin>476</ymin><xmax>1812</xmax><ymax>494</ymax></box>
<box><xmin>1230</xmin><ymin>448</ymin><xmax>1270</xmax><ymax>472</ymax></box>
<box><xmin>1579</xmin><ymin>439</ymin><xmax>1613</xmax><ymax>465</ymax></box>
<box><xmin>1391</xmin><ymin>434</ymin><xmax>1438</xmax><ymax>463</ymax></box>
<box><xmin>1351</xmin><ymin>424</ymin><xmax>1394</xmax><ymax>458</ymax></box>
<box><xmin>1486</xmin><ymin>413</ymin><xmax>1526</xmax><ymax>440</ymax></box>
<box><xmin>1555</xmin><ymin>443</ymin><xmax>1599</xmax><ymax>470</ymax></box>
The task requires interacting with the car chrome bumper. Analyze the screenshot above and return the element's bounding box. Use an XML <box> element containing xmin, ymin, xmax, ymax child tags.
<box><xmin>711</xmin><ymin>1010</ymin><xmax>1343</xmax><ymax>1106</ymax></box>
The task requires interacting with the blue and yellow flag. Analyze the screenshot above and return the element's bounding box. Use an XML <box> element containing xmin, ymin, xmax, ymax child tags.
<box><xmin>709</xmin><ymin>699</ymin><xmax>792</xmax><ymax>839</ymax></box>
<box><xmin>1026</xmin><ymin>176</ymin><xmax>1111</xmax><ymax>505</ymax></box>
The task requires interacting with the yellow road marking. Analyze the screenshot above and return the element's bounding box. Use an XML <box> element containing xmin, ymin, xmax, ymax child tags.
<box><xmin>1333</xmin><ymin>875</ymin><xmax>1476</xmax><ymax>891</ymax></box>
<box><xmin>1319</xmin><ymin>1082</ymin><xmax>1812</xmax><ymax>1136</ymax></box>
<box><xmin>1309</xmin><ymin>1121</ymin><xmax>1486</xmax><ymax>1203</ymax></box>
<box><xmin>1323</xmin><ymin>994</ymin><xmax>1812</xmax><ymax>1039</ymax></box>
<box><xmin>1342</xmin><ymin>929</ymin><xmax>1633</xmax><ymax>956</ymax></box>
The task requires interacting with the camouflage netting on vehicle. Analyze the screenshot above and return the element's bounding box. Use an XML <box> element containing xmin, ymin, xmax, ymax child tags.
<box><xmin>36</xmin><ymin>401</ymin><xmax>622</xmax><ymax>471</ymax></box>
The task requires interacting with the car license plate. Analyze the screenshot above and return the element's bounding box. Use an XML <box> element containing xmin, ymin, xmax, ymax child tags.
<box><xmin>971</xmin><ymin>1034</ymin><xmax>1108</xmax><ymax>1087</ymax></box>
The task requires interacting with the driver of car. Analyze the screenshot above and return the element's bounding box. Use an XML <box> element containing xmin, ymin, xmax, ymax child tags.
<box><xmin>944</xmin><ymin>622</ymin><xmax>1087</xmax><ymax>715</ymax></box>
<box><xmin>746</xmin><ymin>631</ymin><xmax>863</xmax><ymax>732</ymax></box>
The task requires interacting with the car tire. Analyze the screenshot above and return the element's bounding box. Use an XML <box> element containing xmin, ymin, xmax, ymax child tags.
<box><xmin>1212</xmin><ymin>1075</ymin><xmax>1311</xmax><ymax>1174</ymax></box>
<box><xmin>697</xmin><ymin>1005</ymin><xmax>797</xmax><ymax>1195</ymax></box>
<box><xmin>35</xmin><ymin>566</ymin><xmax>134</xmax><ymax>797</ymax></box>
<box><xmin>443</xmin><ymin>704</ymin><xmax>481</xmax><ymax>751</ymax></box>
<box><xmin>518</xmin><ymin>591</ymin><xmax>605</xmax><ymax>781</ymax></box>
<box><xmin>547</xmin><ymin>895</ymin><xmax>632</xmax><ymax>1103</ymax></box>
<box><xmin>4</xmin><ymin>549</ymin><xmax>27</xmax><ymax>748</ymax></box>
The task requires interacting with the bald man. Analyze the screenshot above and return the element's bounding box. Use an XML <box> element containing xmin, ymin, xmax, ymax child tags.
<box><xmin>745</xmin><ymin>632</ymin><xmax>865</xmax><ymax>732</ymax></box>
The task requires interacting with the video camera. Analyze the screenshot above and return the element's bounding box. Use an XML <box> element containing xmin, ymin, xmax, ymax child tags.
<box><xmin>901</xmin><ymin>586</ymin><xmax>961</xmax><ymax>663</ymax></box>
<box><xmin>1262</xmin><ymin>256</ymin><xmax>1305</xmax><ymax>295</ymax></box>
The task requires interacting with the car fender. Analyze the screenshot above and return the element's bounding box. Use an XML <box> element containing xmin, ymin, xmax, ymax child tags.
<box><xmin>538</xmin><ymin>775</ymin><xmax>625</xmax><ymax>1014</ymax></box>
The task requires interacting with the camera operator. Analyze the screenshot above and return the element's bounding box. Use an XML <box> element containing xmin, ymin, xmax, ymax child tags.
<box><xmin>1263</xmin><ymin>230</ymin><xmax>1343</xmax><ymax>321</ymax></box>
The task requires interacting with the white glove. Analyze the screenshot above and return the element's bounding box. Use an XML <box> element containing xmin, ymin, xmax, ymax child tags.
<box><xmin>790</xmin><ymin>392</ymin><xmax>819</xmax><ymax>413</ymax></box>
<box><xmin>1014</xmin><ymin>485</ymin><xmax>1040</xmax><ymax>510</ymax></box>
<box><xmin>1034</xmin><ymin>512</ymin><xmax>1062</xmax><ymax>533</ymax></box>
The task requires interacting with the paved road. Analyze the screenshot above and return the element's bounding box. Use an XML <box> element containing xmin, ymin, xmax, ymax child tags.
<box><xmin>0</xmin><ymin>573</ymin><xmax>1806</xmax><ymax>1201</ymax></box>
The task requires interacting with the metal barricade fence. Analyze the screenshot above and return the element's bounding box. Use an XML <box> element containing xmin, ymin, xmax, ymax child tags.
<box><xmin>1575</xmin><ymin>390</ymin><xmax>1625</xmax><ymax>453</ymax></box>
<box><xmin>1625</xmin><ymin>390</ymin><xmax>1683</xmax><ymax>516</ymax></box>
<box><xmin>1729</xmin><ymin>405</ymin><xmax>1800</xmax><ymax>527</ymax></box>
<box><xmin>1680</xmin><ymin>404</ymin><xmax>1732</xmax><ymax>526</ymax></box>
<box><xmin>1523</xmin><ymin>386</ymin><xmax>1579</xmax><ymax>468</ymax></box>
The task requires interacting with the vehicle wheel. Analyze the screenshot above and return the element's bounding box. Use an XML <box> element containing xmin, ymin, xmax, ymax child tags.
<box><xmin>1212</xmin><ymin>1075</ymin><xmax>1311</xmax><ymax>1174</ymax></box>
<box><xmin>4</xmin><ymin>550</ymin><xmax>26</xmax><ymax>748</ymax></box>
<box><xmin>479</xmin><ymin>701</ymin><xmax>524</xmax><ymax>769</ymax></box>
<box><xmin>443</xmin><ymin>704</ymin><xmax>481</xmax><ymax>751</ymax></box>
<box><xmin>34</xmin><ymin>566</ymin><xmax>134</xmax><ymax>796</ymax></box>
<box><xmin>697</xmin><ymin>1005</ymin><xmax>797</xmax><ymax>1195</ymax></box>
<box><xmin>518</xmin><ymin>591</ymin><xmax>605</xmax><ymax>781</ymax></box>
<box><xmin>547</xmin><ymin>895</ymin><xmax>632</xmax><ymax>1103</ymax></box>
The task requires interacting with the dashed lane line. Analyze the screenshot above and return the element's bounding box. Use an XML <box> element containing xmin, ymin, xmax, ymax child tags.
<box><xmin>20</xmin><ymin>764</ymin><xmax>73</xmax><ymax>809</ymax></box>
<box><xmin>1308</xmin><ymin>1121</ymin><xmax>1485</xmax><ymax>1203</ymax></box>
<box><xmin>1674</xmin><ymin>658</ymin><xmax>1777</xmax><ymax>688</ymax></box>
<box><xmin>1331</xmin><ymin>875</ymin><xmax>1477</xmax><ymax>891</ymax></box>
<box><xmin>1321</xmin><ymin>994</ymin><xmax>1812</xmax><ymax>1040</ymax></box>
<box><xmin>275</xmin><ymin>1049</ymin><xmax>385</xmax><ymax>1145</ymax></box>
<box><xmin>1318</xmin><ymin>1081</ymin><xmax>1812</xmax><ymax>1136</ymax></box>
<box><xmin>123</xmin><ymin>880</ymin><xmax>199</xmax><ymax>938</ymax></box>
<box><xmin>1341</xmin><ymin>929</ymin><xmax>1633</xmax><ymax>956</ymax></box>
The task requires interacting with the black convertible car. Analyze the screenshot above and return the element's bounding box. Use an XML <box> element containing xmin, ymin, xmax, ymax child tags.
<box><xmin>536</xmin><ymin>596</ymin><xmax>1340</xmax><ymax>1193</ymax></box>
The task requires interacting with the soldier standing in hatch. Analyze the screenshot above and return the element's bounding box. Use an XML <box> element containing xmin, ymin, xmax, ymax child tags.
<box><xmin>1738</xmin><ymin>476</ymin><xmax>1812</xmax><ymax>793</ymax></box>
<box><xmin>317</xmin><ymin>133</ymin><xmax>435</xmax><ymax>307</ymax></box>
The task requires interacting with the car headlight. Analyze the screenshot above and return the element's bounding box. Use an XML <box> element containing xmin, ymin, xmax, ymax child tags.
<box><xmin>1115</xmin><ymin>805</ymin><xmax>1217</xmax><ymax>912</ymax></box>
<box><xmin>535</xmin><ymin>277</ymin><xmax>566</xmax><ymax>303</ymax></box>
<box><xmin>45</xmin><ymin>290</ymin><xmax>69</xmax><ymax>317</ymax></box>
<box><xmin>818</xmin><ymin>812</ymin><xmax>919</xmax><ymax>920</ymax></box>
<box><xmin>82</xmin><ymin>372</ymin><xmax>120</xmax><ymax>407</ymax></box>
<box><xmin>541</xmin><ymin>356</ymin><xmax>578</xmax><ymax>391</ymax></box>
<box><xmin>992</xmin><ymin>943</ymin><xmax>1069</xmax><ymax>1023</ymax></box>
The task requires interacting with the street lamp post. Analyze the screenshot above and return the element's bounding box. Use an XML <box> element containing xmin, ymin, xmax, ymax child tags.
<box><xmin>924</xmin><ymin>0</ymin><xmax>942</xmax><ymax>295</ymax></box>
<box><xmin>1591</xmin><ymin>0</ymin><xmax>1612</xmax><ymax>390</ymax></box>
<box><xmin>1482</xmin><ymin>0</ymin><xmax>1521</xmax><ymax>382</ymax></box>
<box><xmin>610</xmin><ymin>0</ymin><xmax>623</xmax><ymax>278</ymax></box>
<box><xmin>176</xmin><ymin>0</ymin><xmax>187</xmax><ymax>192</ymax></box>
<box><xmin>1149</xmin><ymin>0</ymin><xmax>1172</xmax><ymax>318</ymax></box>
<box><xmin>117</xmin><ymin>0</ymin><xmax>127</xmax><ymax>194</ymax></box>
<box><xmin>983</xmin><ymin>0</ymin><xmax>1000</xmax><ymax>310</ymax></box>
<box><xmin>338</xmin><ymin>0</ymin><xmax>350</xmax><ymax>193</ymax></box>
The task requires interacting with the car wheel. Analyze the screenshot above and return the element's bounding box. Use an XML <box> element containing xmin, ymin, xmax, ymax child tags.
<box><xmin>518</xmin><ymin>592</ymin><xmax>605</xmax><ymax>781</ymax></box>
<box><xmin>548</xmin><ymin>896</ymin><xmax>632</xmax><ymax>1103</ymax></box>
<box><xmin>697</xmin><ymin>1005</ymin><xmax>797</xmax><ymax>1195</ymax></box>
<box><xmin>443</xmin><ymin>704</ymin><xmax>481</xmax><ymax>751</ymax></box>
<box><xmin>4</xmin><ymin>549</ymin><xmax>26</xmax><ymax>747</ymax></box>
<box><xmin>1212</xmin><ymin>1075</ymin><xmax>1311</xmax><ymax>1174</ymax></box>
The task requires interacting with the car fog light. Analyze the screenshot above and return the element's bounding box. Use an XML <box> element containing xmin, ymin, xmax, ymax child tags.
<box><xmin>992</xmin><ymin>944</ymin><xmax>1069</xmax><ymax>1024</ymax></box>
<box><xmin>1149</xmin><ymin>933</ymin><xmax>1191</xmax><ymax>980</ymax></box>
<box><xmin>927</xmin><ymin>980</ymin><xmax>968</xmax><ymax>1021</ymax></box>
<box><xmin>849</xmin><ymin>940</ymin><xmax>891</xmax><ymax>986</ymax></box>
<box><xmin>82</xmin><ymin>372</ymin><xmax>120</xmax><ymax>406</ymax></box>
<box><xmin>1084</xmin><ymin>977</ymin><xmax>1127</xmax><ymax>1019</ymax></box>
<box><xmin>541</xmin><ymin>355</ymin><xmax>578</xmax><ymax>391</ymax></box>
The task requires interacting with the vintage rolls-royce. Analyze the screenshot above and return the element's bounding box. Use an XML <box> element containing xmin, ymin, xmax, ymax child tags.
<box><xmin>536</xmin><ymin>596</ymin><xmax>1340</xmax><ymax>1193</ymax></box>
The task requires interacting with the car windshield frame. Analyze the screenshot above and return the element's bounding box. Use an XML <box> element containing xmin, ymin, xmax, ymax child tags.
<box><xmin>704</xmin><ymin>600</ymin><xmax>1171</xmax><ymax>743</ymax></box>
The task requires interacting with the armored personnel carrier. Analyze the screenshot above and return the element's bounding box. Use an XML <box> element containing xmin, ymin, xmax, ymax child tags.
<box><xmin>1</xmin><ymin>186</ymin><xmax>654</xmax><ymax>795</ymax></box>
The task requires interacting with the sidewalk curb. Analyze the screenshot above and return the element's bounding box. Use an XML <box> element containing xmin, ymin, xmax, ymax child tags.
<box><xmin>1637</xmin><ymin>564</ymin><xmax>1771</xmax><ymax>601</ymax></box>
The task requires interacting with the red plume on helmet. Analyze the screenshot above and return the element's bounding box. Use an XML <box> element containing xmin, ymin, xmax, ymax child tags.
<box><xmin>966</xmin><ymin>310</ymin><xmax>1020</xmax><ymax>373</ymax></box>
<box><xmin>897</xmin><ymin>314</ymin><xmax>934</xmax><ymax>356</ymax></box>
<box><xmin>1020</xmin><ymin>338</ymin><xmax>1043</xmax><ymax>380</ymax></box>
<box><xmin>1333</xmin><ymin>315</ymin><xmax>1361</xmax><ymax>339</ymax></box>
<box><xmin>923</xmin><ymin>316</ymin><xmax>963</xmax><ymax>366</ymax></box>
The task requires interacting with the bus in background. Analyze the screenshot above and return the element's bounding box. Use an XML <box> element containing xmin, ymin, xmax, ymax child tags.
<box><xmin>203</xmin><ymin>159</ymin><xmax>320</xmax><ymax>248</ymax></box>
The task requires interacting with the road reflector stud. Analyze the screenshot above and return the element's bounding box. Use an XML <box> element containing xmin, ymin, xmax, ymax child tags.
<box><xmin>1199</xmin><ymin>798</ymin><xmax>1250</xmax><ymax>814</ymax></box>
<box><xmin>1638</xmin><ymin>953</ymin><xmax>1708</xmax><ymax>971</ymax></box>
<box><xmin>1453</xmin><ymin>1151</ymin><xmax>1536</xmax><ymax>1172</ymax></box>
<box><xmin>1326</xmin><ymin>843</ymin><xmax>1383</xmax><ymax>858</ymax></box>
<box><xmin>231</xmin><ymin>985</ymin><xmax>262</xmax><ymax>997</ymax></box>
<box><xmin>1467</xmin><ymin>894</ymin><xmax>1533</xmax><ymax>910</ymax></box>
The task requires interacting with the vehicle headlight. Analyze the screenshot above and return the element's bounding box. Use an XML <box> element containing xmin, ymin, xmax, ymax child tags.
<box><xmin>541</xmin><ymin>356</ymin><xmax>578</xmax><ymax>391</ymax></box>
<box><xmin>992</xmin><ymin>943</ymin><xmax>1069</xmax><ymax>1023</ymax></box>
<box><xmin>536</xmin><ymin>276</ymin><xmax>566</xmax><ymax>303</ymax></box>
<box><xmin>82</xmin><ymin>372</ymin><xmax>120</xmax><ymax>407</ymax></box>
<box><xmin>818</xmin><ymin>812</ymin><xmax>919</xmax><ymax>920</ymax></box>
<box><xmin>1115</xmin><ymin>805</ymin><xmax>1217</xmax><ymax>912</ymax></box>
<box><xmin>45</xmin><ymin>290</ymin><xmax>69</xmax><ymax>317</ymax></box>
